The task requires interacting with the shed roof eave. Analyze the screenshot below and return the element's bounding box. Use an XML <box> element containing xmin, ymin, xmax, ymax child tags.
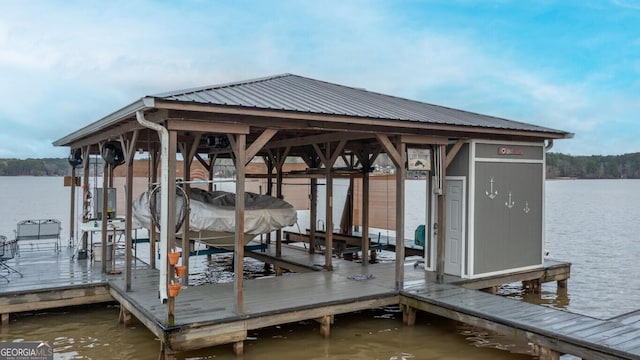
<box><xmin>52</xmin><ymin>97</ymin><xmax>155</xmax><ymax>147</ymax></box>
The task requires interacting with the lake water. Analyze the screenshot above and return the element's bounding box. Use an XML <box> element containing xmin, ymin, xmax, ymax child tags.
<box><xmin>0</xmin><ymin>177</ymin><xmax>638</xmax><ymax>359</ymax></box>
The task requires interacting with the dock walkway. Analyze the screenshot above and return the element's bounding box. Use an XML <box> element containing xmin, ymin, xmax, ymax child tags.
<box><xmin>401</xmin><ymin>282</ymin><xmax>640</xmax><ymax>360</ymax></box>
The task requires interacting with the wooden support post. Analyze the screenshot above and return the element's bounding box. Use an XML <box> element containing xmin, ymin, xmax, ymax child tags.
<box><xmin>362</xmin><ymin>167</ymin><xmax>370</xmax><ymax>265</ymax></box>
<box><xmin>532</xmin><ymin>344</ymin><xmax>560</xmax><ymax>360</ymax></box>
<box><xmin>317</xmin><ymin>315</ymin><xmax>332</xmax><ymax>338</ymax></box>
<box><xmin>160</xmin><ymin>343</ymin><xmax>176</xmax><ymax>360</ymax></box>
<box><xmin>523</xmin><ymin>279</ymin><xmax>541</xmax><ymax>294</ymax></box>
<box><xmin>557</xmin><ymin>279</ymin><xmax>568</xmax><ymax>288</ymax></box>
<box><xmin>436</xmin><ymin>145</ymin><xmax>447</xmax><ymax>284</ymax></box>
<box><xmin>81</xmin><ymin>146</ymin><xmax>90</xmax><ymax>251</ymax></box>
<box><xmin>482</xmin><ymin>286</ymin><xmax>498</xmax><ymax>294</ymax></box>
<box><xmin>101</xmin><ymin>160</ymin><xmax>109</xmax><ymax>273</ymax></box>
<box><xmin>375</xmin><ymin>135</ymin><xmax>406</xmax><ymax>286</ymax></box>
<box><xmin>69</xmin><ymin>163</ymin><xmax>76</xmax><ymax>248</ymax></box>
<box><xmin>269</xmin><ymin>147</ymin><xmax>290</xmax><ymax>276</ymax></box>
<box><xmin>339</xmin><ymin>177</ymin><xmax>354</xmax><ymax>234</ymax></box>
<box><xmin>121</xmin><ymin>130</ymin><xmax>139</xmax><ymax>292</ymax></box>
<box><xmin>181</xmin><ymin>150</ymin><xmax>191</xmax><ymax>285</ymax></box>
<box><xmin>265</xmin><ymin>156</ymin><xmax>274</xmax><ymax>245</ymax></box>
<box><xmin>276</xmin><ymin>160</ymin><xmax>283</xmax><ymax>258</ymax></box>
<box><xmin>312</xmin><ymin>140</ymin><xmax>346</xmax><ymax>271</ymax></box>
<box><xmin>325</xmin><ymin>160</ymin><xmax>334</xmax><ymax>271</ymax></box>
<box><xmin>309</xmin><ymin>177</ymin><xmax>318</xmax><ymax>254</ymax></box>
<box><xmin>166</xmin><ymin>130</ymin><xmax>178</xmax><ymax>326</ymax></box>
<box><xmin>402</xmin><ymin>304</ymin><xmax>416</xmax><ymax>326</ymax></box>
<box><xmin>1</xmin><ymin>313</ymin><xmax>8</xmax><ymax>326</ymax></box>
<box><xmin>232</xmin><ymin>134</ymin><xmax>247</xmax><ymax>314</ymax></box>
<box><xmin>395</xmin><ymin>141</ymin><xmax>406</xmax><ymax>289</ymax></box>
<box><xmin>179</xmin><ymin>134</ymin><xmax>201</xmax><ymax>286</ymax></box>
<box><xmin>118</xmin><ymin>305</ymin><xmax>132</xmax><ymax>325</ymax></box>
<box><xmin>233</xmin><ymin>341</ymin><xmax>244</xmax><ymax>356</ymax></box>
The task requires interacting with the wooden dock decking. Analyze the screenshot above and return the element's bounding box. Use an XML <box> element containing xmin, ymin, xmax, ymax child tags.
<box><xmin>1</xmin><ymin>246</ymin><xmax>639</xmax><ymax>359</ymax></box>
<box><xmin>401</xmin><ymin>283</ymin><xmax>640</xmax><ymax>360</ymax></box>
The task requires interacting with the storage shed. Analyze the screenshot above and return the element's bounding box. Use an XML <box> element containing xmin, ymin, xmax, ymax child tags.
<box><xmin>428</xmin><ymin>140</ymin><xmax>548</xmax><ymax>278</ymax></box>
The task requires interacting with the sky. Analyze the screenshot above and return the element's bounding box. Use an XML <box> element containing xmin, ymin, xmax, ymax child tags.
<box><xmin>0</xmin><ymin>0</ymin><xmax>638</xmax><ymax>159</ymax></box>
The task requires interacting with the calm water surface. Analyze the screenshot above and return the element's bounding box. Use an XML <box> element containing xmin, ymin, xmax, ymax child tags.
<box><xmin>0</xmin><ymin>177</ymin><xmax>638</xmax><ymax>359</ymax></box>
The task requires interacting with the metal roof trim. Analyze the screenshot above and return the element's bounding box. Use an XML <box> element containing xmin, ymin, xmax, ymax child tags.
<box><xmin>53</xmin><ymin>98</ymin><xmax>152</xmax><ymax>147</ymax></box>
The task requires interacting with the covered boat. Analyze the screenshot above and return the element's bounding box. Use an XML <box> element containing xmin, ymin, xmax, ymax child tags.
<box><xmin>132</xmin><ymin>188</ymin><xmax>297</xmax><ymax>247</ymax></box>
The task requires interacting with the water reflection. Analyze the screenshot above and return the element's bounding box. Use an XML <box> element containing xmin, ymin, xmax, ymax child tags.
<box><xmin>499</xmin><ymin>281</ymin><xmax>571</xmax><ymax>310</ymax></box>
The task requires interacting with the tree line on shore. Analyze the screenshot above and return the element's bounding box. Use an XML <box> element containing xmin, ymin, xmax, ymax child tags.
<box><xmin>545</xmin><ymin>152</ymin><xmax>640</xmax><ymax>179</ymax></box>
<box><xmin>0</xmin><ymin>152</ymin><xmax>639</xmax><ymax>179</ymax></box>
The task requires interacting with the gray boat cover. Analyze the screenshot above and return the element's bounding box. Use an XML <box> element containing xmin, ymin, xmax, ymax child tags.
<box><xmin>132</xmin><ymin>188</ymin><xmax>297</xmax><ymax>235</ymax></box>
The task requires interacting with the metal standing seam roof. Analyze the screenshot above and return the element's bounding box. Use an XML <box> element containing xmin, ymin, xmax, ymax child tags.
<box><xmin>152</xmin><ymin>73</ymin><xmax>570</xmax><ymax>136</ymax></box>
<box><xmin>54</xmin><ymin>73</ymin><xmax>571</xmax><ymax>146</ymax></box>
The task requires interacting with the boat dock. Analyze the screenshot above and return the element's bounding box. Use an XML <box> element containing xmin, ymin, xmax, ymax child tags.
<box><xmin>1</xmin><ymin>245</ymin><xmax>638</xmax><ymax>359</ymax></box>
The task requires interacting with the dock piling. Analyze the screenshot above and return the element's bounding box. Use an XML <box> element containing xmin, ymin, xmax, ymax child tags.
<box><xmin>532</xmin><ymin>344</ymin><xmax>561</xmax><ymax>360</ymax></box>
<box><xmin>233</xmin><ymin>341</ymin><xmax>244</xmax><ymax>356</ymax></box>
<box><xmin>402</xmin><ymin>304</ymin><xmax>416</xmax><ymax>326</ymax></box>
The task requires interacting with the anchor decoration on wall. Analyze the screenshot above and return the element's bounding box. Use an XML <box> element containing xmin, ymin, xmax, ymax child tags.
<box><xmin>524</xmin><ymin>201</ymin><xmax>531</xmax><ymax>214</ymax></box>
<box><xmin>505</xmin><ymin>191</ymin><xmax>515</xmax><ymax>209</ymax></box>
<box><xmin>485</xmin><ymin>177</ymin><xmax>498</xmax><ymax>199</ymax></box>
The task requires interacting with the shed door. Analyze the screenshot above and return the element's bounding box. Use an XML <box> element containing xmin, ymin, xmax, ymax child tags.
<box><xmin>445</xmin><ymin>179</ymin><xmax>464</xmax><ymax>276</ymax></box>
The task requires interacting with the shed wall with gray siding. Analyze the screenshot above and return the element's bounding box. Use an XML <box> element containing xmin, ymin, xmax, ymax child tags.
<box><xmin>471</xmin><ymin>142</ymin><xmax>545</xmax><ymax>276</ymax></box>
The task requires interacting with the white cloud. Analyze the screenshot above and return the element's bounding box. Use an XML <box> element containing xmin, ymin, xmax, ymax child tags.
<box><xmin>0</xmin><ymin>0</ymin><xmax>637</xmax><ymax>157</ymax></box>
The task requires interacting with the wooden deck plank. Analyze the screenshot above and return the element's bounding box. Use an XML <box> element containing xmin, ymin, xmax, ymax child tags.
<box><xmin>611</xmin><ymin>310</ymin><xmax>640</xmax><ymax>329</ymax></box>
<box><xmin>572</xmin><ymin>321</ymin><xmax>635</xmax><ymax>339</ymax></box>
<box><xmin>600</xmin><ymin>331</ymin><xmax>640</xmax><ymax>347</ymax></box>
<box><xmin>507</xmin><ymin>308</ymin><xmax>582</xmax><ymax>327</ymax></box>
<box><xmin>615</xmin><ymin>335</ymin><xmax>640</xmax><ymax>353</ymax></box>
<box><xmin>581</xmin><ymin>325</ymin><xmax>640</xmax><ymax>346</ymax></box>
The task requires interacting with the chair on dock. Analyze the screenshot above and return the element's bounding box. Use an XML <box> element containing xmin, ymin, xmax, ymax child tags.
<box><xmin>0</xmin><ymin>235</ymin><xmax>23</xmax><ymax>282</ymax></box>
<box><xmin>14</xmin><ymin>219</ymin><xmax>61</xmax><ymax>252</ymax></box>
<box><xmin>413</xmin><ymin>225</ymin><xmax>426</xmax><ymax>269</ymax></box>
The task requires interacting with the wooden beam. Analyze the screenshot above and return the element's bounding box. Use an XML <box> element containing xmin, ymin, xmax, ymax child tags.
<box><xmin>194</xmin><ymin>153</ymin><xmax>211</xmax><ymax>171</ymax></box>
<box><xmin>69</xmin><ymin>120</ymin><xmax>147</xmax><ymax>150</ymax></box>
<box><xmin>312</xmin><ymin>143</ymin><xmax>328</xmax><ymax>167</ymax></box>
<box><xmin>401</xmin><ymin>135</ymin><xmax>449</xmax><ymax>145</ymax></box>
<box><xmin>328</xmin><ymin>140</ymin><xmax>347</xmax><ymax>166</ymax></box>
<box><xmin>155</xmin><ymin>100</ymin><xmax>570</xmax><ymax>140</ymax></box>
<box><xmin>267</xmin><ymin>132</ymin><xmax>374</xmax><ymax>150</ymax></box>
<box><xmin>245</xmin><ymin>128</ymin><xmax>278</xmax><ymax>164</ymax></box>
<box><xmin>375</xmin><ymin>134</ymin><xmax>402</xmax><ymax>167</ymax></box>
<box><xmin>166</xmin><ymin>119</ymin><xmax>250</xmax><ymax>134</ymax></box>
<box><xmin>445</xmin><ymin>139</ymin><xmax>467</xmax><ymax>168</ymax></box>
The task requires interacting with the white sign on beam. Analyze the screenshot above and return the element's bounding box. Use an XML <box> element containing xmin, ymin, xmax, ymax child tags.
<box><xmin>407</xmin><ymin>148</ymin><xmax>432</xmax><ymax>171</ymax></box>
